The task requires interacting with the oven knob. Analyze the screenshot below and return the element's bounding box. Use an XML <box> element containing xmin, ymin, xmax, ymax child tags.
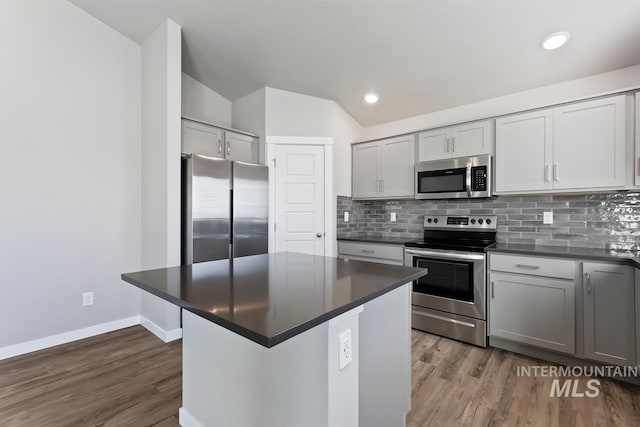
<box><xmin>486</xmin><ymin>218</ymin><xmax>492</xmax><ymax>225</ymax></box>
<box><xmin>427</xmin><ymin>218</ymin><xmax>432</xmax><ymax>223</ymax></box>
<box><xmin>470</xmin><ymin>219</ymin><xmax>476</xmax><ymax>224</ymax></box>
<box><xmin>433</xmin><ymin>218</ymin><xmax>439</xmax><ymax>224</ymax></box>
<box><xmin>478</xmin><ymin>219</ymin><xmax>484</xmax><ymax>224</ymax></box>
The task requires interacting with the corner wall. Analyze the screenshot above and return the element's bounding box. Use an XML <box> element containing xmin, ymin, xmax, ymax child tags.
<box><xmin>140</xmin><ymin>19</ymin><xmax>182</xmax><ymax>338</ymax></box>
<box><xmin>0</xmin><ymin>0</ymin><xmax>141</xmax><ymax>349</ymax></box>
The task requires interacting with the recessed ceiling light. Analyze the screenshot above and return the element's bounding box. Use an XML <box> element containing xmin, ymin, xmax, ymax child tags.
<box><xmin>541</xmin><ymin>32</ymin><xmax>571</xmax><ymax>50</ymax></box>
<box><xmin>364</xmin><ymin>92</ymin><xmax>379</xmax><ymax>104</ymax></box>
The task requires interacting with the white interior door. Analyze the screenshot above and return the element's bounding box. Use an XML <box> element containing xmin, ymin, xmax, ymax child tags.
<box><xmin>274</xmin><ymin>144</ymin><xmax>325</xmax><ymax>256</ymax></box>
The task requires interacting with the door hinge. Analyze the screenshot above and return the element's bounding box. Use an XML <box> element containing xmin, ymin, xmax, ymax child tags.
<box><xmin>272</xmin><ymin>158</ymin><xmax>276</xmax><ymax>168</ymax></box>
<box><xmin>274</xmin><ymin>223</ymin><xmax>276</xmax><ymax>232</ymax></box>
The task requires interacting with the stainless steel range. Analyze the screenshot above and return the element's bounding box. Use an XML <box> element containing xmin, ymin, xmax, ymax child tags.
<box><xmin>404</xmin><ymin>215</ymin><xmax>497</xmax><ymax>347</ymax></box>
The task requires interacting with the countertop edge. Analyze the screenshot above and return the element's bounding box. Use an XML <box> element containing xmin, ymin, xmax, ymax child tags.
<box><xmin>485</xmin><ymin>244</ymin><xmax>640</xmax><ymax>268</ymax></box>
<box><xmin>121</xmin><ymin>268</ymin><xmax>426</xmax><ymax>348</ymax></box>
<box><xmin>336</xmin><ymin>236</ymin><xmax>408</xmax><ymax>245</ymax></box>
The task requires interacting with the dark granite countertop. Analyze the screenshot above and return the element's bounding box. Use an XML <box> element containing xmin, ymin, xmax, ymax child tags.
<box><xmin>487</xmin><ymin>243</ymin><xmax>640</xmax><ymax>268</ymax></box>
<box><xmin>337</xmin><ymin>235</ymin><xmax>410</xmax><ymax>245</ymax></box>
<box><xmin>122</xmin><ymin>252</ymin><xmax>426</xmax><ymax>348</ymax></box>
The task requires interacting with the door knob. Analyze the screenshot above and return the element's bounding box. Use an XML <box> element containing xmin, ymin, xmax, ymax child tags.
<box><xmin>316</xmin><ymin>233</ymin><xmax>324</xmax><ymax>238</ymax></box>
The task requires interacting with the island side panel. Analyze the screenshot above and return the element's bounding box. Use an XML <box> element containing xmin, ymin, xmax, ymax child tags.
<box><xmin>180</xmin><ymin>310</ymin><xmax>329</xmax><ymax>427</ymax></box>
<box><xmin>359</xmin><ymin>283</ymin><xmax>412</xmax><ymax>427</ymax></box>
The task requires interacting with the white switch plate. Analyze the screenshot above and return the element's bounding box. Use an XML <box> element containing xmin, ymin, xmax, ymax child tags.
<box><xmin>338</xmin><ymin>329</ymin><xmax>352</xmax><ymax>370</ymax></box>
<box><xmin>344</xmin><ymin>211</ymin><xmax>349</xmax><ymax>222</ymax></box>
<box><xmin>82</xmin><ymin>292</ymin><xmax>94</xmax><ymax>306</ymax></box>
<box><xmin>390</xmin><ymin>212</ymin><xmax>397</xmax><ymax>222</ymax></box>
<box><xmin>543</xmin><ymin>211</ymin><xmax>553</xmax><ymax>225</ymax></box>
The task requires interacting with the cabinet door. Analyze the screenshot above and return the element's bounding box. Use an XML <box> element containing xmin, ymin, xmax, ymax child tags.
<box><xmin>635</xmin><ymin>92</ymin><xmax>640</xmax><ymax>187</ymax></box>
<box><xmin>379</xmin><ymin>135</ymin><xmax>415</xmax><ymax>198</ymax></box>
<box><xmin>352</xmin><ymin>141</ymin><xmax>380</xmax><ymax>199</ymax></box>
<box><xmin>225</xmin><ymin>131</ymin><xmax>259</xmax><ymax>164</ymax></box>
<box><xmin>583</xmin><ymin>262</ymin><xmax>636</xmax><ymax>365</ymax></box>
<box><xmin>417</xmin><ymin>128</ymin><xmax>451</xmax><ymax>161</ymax></box>
<box><xmin>450</xmin><ymin>120</ymin><xmax>494</xmax><ymax>158</ymax></box>
<box><xmin>489</xmin><ymin>271</ymin><xmax>575</xmax><ymax>354</ymax></box>
<box><xmin>495</xmin><ymin>110</ymin><xmax>553</xmax><ymax>193</ymax></box>
<box><xmin>553</xmin><ymin>95</ymin><xmax>626</xmax><ymax>190</ymax></box>
<box><xmin>181</xmin><ymin>119</ymin><xmax>224</xmax><ymax>157</ymax></box>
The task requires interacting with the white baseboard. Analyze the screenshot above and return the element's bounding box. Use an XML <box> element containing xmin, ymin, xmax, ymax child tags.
<box><xmin>140</xmin><ymin>316</ymin><xmax>182</xmax><ymax>343</ymax></box>
<box><xmin>0</xmin><ymin>315</ymin><xmax>141</xmax><ymax>361</ymax></box>
<box><xmin>179</xmin><ymin>408</ymin><xmax>204</xmax><ymax>427</ymax></box>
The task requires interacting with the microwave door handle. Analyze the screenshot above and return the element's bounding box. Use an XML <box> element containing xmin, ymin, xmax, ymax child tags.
<box><xmin>466</xmin><ymin>163</ymin><xmax>472</xmax><ymax>197</ymax></box>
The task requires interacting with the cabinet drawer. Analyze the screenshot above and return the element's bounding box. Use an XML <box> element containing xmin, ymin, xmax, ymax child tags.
<box><xmin>338</xmin><ymin>241</ymin><xmax>404</xmax><ymax>262</ymax></box>
<box><xmin>489</xmin><ymin>253</ymin><xmax>575</xmax><ymax>279</ymax></box>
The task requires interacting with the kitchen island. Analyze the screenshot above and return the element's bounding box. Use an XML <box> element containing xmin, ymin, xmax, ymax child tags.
<box><xmin>122</xmin><ymin>252</ymin><xmax>426</xmax><ymax>427</ymax></box>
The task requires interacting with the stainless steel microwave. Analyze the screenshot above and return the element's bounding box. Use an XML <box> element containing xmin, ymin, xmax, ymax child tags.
<box><xmin>415</xmin><ymin>155</ymin><xmax>493</xmax><ymax>199</ymax></box>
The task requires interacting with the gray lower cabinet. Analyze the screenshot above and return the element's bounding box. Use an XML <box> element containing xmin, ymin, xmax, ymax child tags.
<box><xmin>337</xmin><ymin>241</ymin><xmax>404</xmax><ymax>266</ymax></box>
<box><xmin>583</xmin><ymin>262</ymin><xmax>636</xmax><ymax>365</ymax></box>
<box><xmin>489</xmin><ymin>270</ymin><xmax>575</xmax><ymax>355</ymax></box>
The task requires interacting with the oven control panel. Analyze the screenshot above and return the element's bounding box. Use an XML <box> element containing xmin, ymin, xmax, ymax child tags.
<box><xmin>424</xmin><ymin>215</ymin><xmax>497</xmax><ymax>230</ymax></box>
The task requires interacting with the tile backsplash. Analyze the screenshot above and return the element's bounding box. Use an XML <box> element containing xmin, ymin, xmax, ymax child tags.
<box><xmin>337</xmin><ymin>193</ymin><xmax>640</xmax><ymax>250</ymax></box>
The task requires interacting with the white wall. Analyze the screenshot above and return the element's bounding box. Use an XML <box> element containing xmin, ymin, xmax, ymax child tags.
<box><xmin>360</xmin><ymin>64</ymin><xmax>640</xmax><ymax>141</ymax></box>
<box><xmin>0</xmin><ymin>0</ymin><xmax>141</xmax><ymax>347</ymax></box>
<box><xmin>182</xmin><ymin>73</ymin><xmax>232</xmax><ymax>127</ymax></box>
<box><xmin>140</xmin><ymin>19</ymin><xmax>182</xmax><ymax>336</ymax></box>
<box><xmin>232</xmin><ymin>88</ymin><xmax>266</xmax><ymax>163</ymax></box>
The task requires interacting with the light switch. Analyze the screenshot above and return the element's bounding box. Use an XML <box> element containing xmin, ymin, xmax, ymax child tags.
<box><xmin>543</xmin><ymin>211</ymin><xmax>553</xmax><ymax>225</ymax></box>
<box><xmin>344</xmin><ymin>211</ymin><xmax>349</xmax><ymax>222</ymax></box>
<box><xmin>390</xmin><ymin>212</ymin><xmax>397</xmax><ymax>222</ymax></box>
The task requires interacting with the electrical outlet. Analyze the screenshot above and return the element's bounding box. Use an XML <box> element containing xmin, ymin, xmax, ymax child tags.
<box><xmin>344</xmin><ymin>211</ymin><xmax>349</xmax><ymax>222</ymax></box>
<box><xmin>338</xmin><ymin>329</ymin><xmax>352</xmax><ymax>370</ymax></box>
<box><xmin>543</xmin><ymin>211</ymin><xmax>553</xmax><ymax>225</ymax></box>
<box><xmin>82</xmin><ymin>292</ymin><xmax>94</xmax><ymax>306</ymax></box>
<box><xmin>390</xmin><ymin>212</ymin><xmax>397</xmax><ymax>222</ymax></box>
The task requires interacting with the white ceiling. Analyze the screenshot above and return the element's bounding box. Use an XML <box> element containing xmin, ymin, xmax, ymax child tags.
<box><xmin>69</xmin><ymin>0</ymin><xmax>640</xmax><ymax>126</ymax></box>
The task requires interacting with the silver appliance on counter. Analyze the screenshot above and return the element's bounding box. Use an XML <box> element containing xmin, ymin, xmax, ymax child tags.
<box><xmin>182</xmin><ymin>154</ymin><xmax>268</xmax><ymax>264</ymax></box>
<box><xmin>404</xmin><ymin>215</ymin><xmax>497</xmax><ymax>347</ymax></box>
<box><xmin>415</xmin><ymin>154</ymin><xmax>493</xmax><ymax>199</ymax></box>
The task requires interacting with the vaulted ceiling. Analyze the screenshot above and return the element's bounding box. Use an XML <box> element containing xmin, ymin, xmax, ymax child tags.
<box><xmin>70</xmin><ymin>0</ymin><xmax>640</xmax><ymax>126</ymax></box>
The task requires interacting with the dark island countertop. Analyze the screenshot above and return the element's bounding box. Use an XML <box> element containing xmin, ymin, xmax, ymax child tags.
<box><xmin>487</xmin><ymin>243</ymin><xmax>640</xmax><ymax>268</ymax></box>
<box><xmin>122</xmin><ymin>252</ymin><xmax>426</xmax><ymax>348</ymax></box>
<box><xmin>337</xmin><ymin>235</ymin><xmax>410</xmax><ymax>245</ymax></box>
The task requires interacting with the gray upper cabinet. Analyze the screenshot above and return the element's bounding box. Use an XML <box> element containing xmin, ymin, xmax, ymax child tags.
<box><xmin>583</xmin><ymin>262</ymin><xmax>636</xmax><ymax>365</ymax></box>
<box><xmin>496</xmin><ymin>94</ymin><xmax>627</xmax><ymax>194</ymax></box>
<box><xmin>635</xmin><ymin>92</ymin><xmax>640</xmax><ymax>187</ymax></box>
<box><xmin>417</xmin><ymin>120</ymin><xmax>494</xmax><ymax>162</ymax></box>
<box><xmin>489</xmin><ymin>254</ymin><xmax>576</xmax><ymax>355</ymax></box>
<box><xmin>496</xmin><ymin>109</ymin><xmax>553</xmax><ymax>193</ymax></box>
<box><xmin>182</xmin><ymin>119</ymin><xmax>224</xmax><ymax>158</ymax></box>
<box><xmin>553</xmin><ymin>96</ymin><xmax>626</xmax><ymax>190</ymax></box>
<box><xmin>225</xmin><ymin>130</ymin><xmax>259</xmax><ymax>164</ymax></box>
<box><xmin>352</xmin><ymin>134</ymin><xmax>415</xmax><ymax>200</ymax></box>
<box><xmin>182</xmin><ymin>118</ymin><xmax>259</xmax><ymax>164</ymax></box>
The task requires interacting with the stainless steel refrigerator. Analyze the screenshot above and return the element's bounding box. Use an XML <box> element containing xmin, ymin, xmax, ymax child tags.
<box><xmin>181</xmin><ymin>154</ymin><xmax>268</xmax><ymax>264</ymax></box>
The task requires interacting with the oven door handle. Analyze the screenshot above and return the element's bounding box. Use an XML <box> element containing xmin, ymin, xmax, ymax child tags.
<box><xmin>466</xmin><ymin>163</ymin><xmax>472</xmax><ymax>197</ymax></box>
<box><xmin>405</xmin><ymin>249</ymin><xmax>485</xmax><ymax>261</ymax></box>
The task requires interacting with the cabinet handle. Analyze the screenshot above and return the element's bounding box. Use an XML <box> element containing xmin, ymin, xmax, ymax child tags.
<box><xmin>361</xmin><ymin>249</ymin><xmax>374</xmax><ymax>254</ymax></box>
<box><xmin>451</xmin><ymin>137</ymin><xmax>455</xmax><ymax>152</ymax></box>
<box><xmin>544</xmin><ymin>165</ymin><xmax>550</xmax><ymax>182</ymax></box>
<box><xmin>585</xmin><ymin>272</ymin><xmax>591</xmax><ymax>294</ymax></box>
<box><xmin>515</xmin><ymin>263</ymin><xmax>540</xmax><ymax>270</ymax></box>
<box><xmin>381</xmin><ymin>180</ymin><xmax>384</xmax><ymax>192</ymax></box>
<box><xmin>445</xmin><ymin>138</ymin><xmax>450</xmax><ymax>152</ymax></box>
<box><xmin>227</xmin><ymin>145</ymin><xmax>231</xmax><ymax>155</ymax></box>
<box><xmin>376</xmin><ymin>180</ymin><xmax>380</xmax><ymax>192</ymax></box>
<box><xmin>491</xmin><ymin>281</ymin><xmax>495</xmax><ymax>298</ymax></box>
<box><xmin>553</xmin><ymin>164</ymin><xmax>559</xmax><ymax>181</ymax></box>
<box><xmin>218</xmin><ymin>140</ymin><xmax>222</xmax><ymax>153</ymax></box>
